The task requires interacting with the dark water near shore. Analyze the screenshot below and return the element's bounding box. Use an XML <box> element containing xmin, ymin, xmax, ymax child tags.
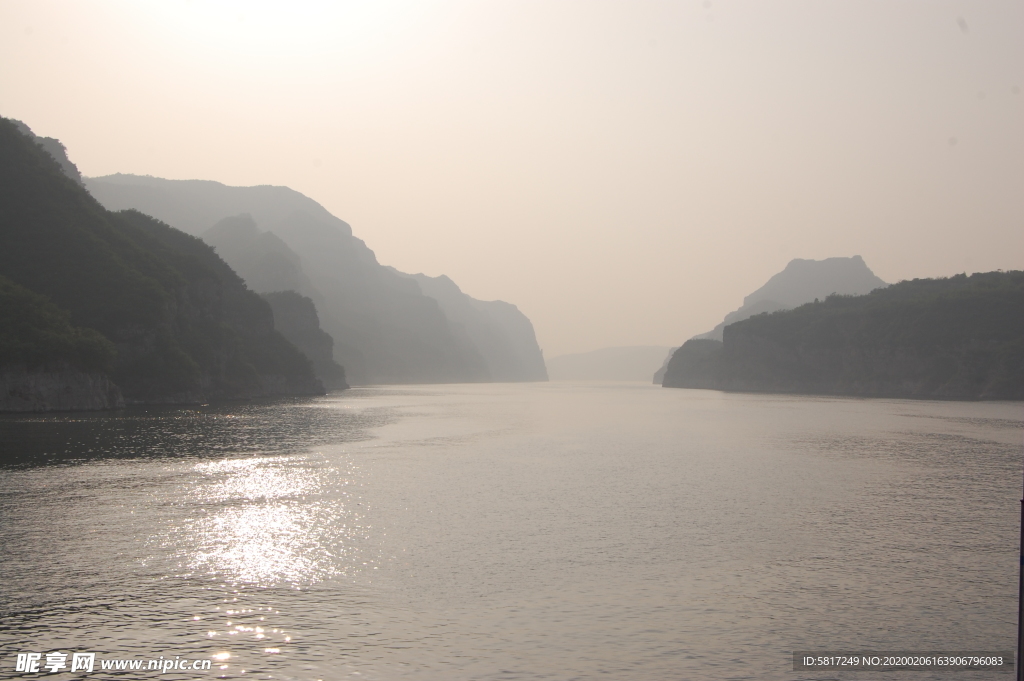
<box><xmin>1</xmin><ymin>383</ymin><xmax>1021</xmax><ymax>680</ymax></box>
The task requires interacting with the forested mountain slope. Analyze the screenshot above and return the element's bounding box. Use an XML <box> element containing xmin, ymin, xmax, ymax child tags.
<box><xmin>0</xmin><ymin>117</ymin><xmax>323</xmax><ymax>407</ymax></box>
<box><xmin>663</xmin><ymin>271</ymin><xmax>1024</xmax><ymax>400</ymax></box>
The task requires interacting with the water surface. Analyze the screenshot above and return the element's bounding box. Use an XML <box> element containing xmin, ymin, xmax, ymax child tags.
<box><xmin>1</xmin><ymin>383</ymin><xmax>1021</xmax><ymax>679</ymax></box>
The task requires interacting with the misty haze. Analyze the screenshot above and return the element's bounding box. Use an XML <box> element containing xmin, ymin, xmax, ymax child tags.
<box><xmin>1</xmin><ymin>2</ymin><xmax>1022</xmax><ymax>680</ymax></box>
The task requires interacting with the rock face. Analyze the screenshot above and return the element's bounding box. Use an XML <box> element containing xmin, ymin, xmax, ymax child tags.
<box><xmin>85</xmin><ymin>174</ymin><xmax>500</xmax><ymax>385</ymax></box>
<box><xmin>0</xmin><ymin>366</ymin><xmax>124</xmax><ymax>412</ymax></box>
<box><xmin>651</xmin><ymin>347</ymin><xmax>678</xmax><ymax>384</ymax></box>
<box><xmin>0</xmin><ymin>117</ymin><xmax>324</xmax><ymax>408</ymax></box>
<box><xmin>695</xmin><ymin>256</ymin><xmax>887</xmax><ymax>341</ymax></box>
<box><xmin>204</xmin><ymin>216</ymin><xmax>350</xmax><ymax>389</ymax></box>
<box><xmin>663</xmin><ymin>271</ymin><xmax>1024</xmax><ymax>400</ymax></box>
<box><xmin>204</xmin><ymin>214</ymin><xmax>316</xmax><ymax>297</ymax></box>
<box><xmin>263</xmin><ymin>291</ymin><xmax>348</xmax><ymax>390</ymax></box>
<box><xmin>661</xmin><ymin>340</ymin><xmax>725</xmax><ymax>391</ymax></box>
<box><xmin>400</xmin><ymin>271</ymin><xmax>548</xmax><ymax>382</ymax></box>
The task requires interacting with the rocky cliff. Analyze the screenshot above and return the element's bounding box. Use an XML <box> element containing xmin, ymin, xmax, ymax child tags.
<box><xmin>263</xmin><ymin>291</ymin><xmax>348</xmax><ymax>390</ymax></box>
<box><xmin>400</xmin><ymin>271</ymin><xmax>548</xmax><ymax>382</ymax></box>
<box><xmin>1</xmin><ymin>366</ymin><xmax>124</xmax><ymax>412</ymax></box>
<box><xmin>651</xmin><ymin>347</ymin><xmax>678</xmax><ymax>384</ymax></box>
<box><xmin>204</xmin><ymin>214</ymin><xmax>316</xmax><ymax>297</ymax></box>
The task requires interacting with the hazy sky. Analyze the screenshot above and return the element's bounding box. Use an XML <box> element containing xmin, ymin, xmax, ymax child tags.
<box><xmin>2</xmin><ymin>1</ymin><xmax>1021</xmax><ymax>357</ymax></box>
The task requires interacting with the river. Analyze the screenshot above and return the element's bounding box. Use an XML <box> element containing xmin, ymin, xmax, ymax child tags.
<box><xmin>1</xmin><ymin>382</ymin><xmax>1021</xmax><ymax>679</ymax></box>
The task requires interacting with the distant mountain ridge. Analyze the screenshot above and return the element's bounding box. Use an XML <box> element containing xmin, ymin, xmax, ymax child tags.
<box><xmin>85</xmin><ymin>173</ymin><xmax>547</xmax><ymax>385</ymax></box>
<box><xmin>396</xmin><ymin>270</ymin><xmax>548</xmax><ymax>382</ymax></box>
<box><xmin>547</xmin><ymin>346</ymin><xmax>672</xmax><ymax>381</ymax></box>
<box><xmin>695</xmin><ymin>256</ymin><xmax>887</xmax><ymax>341</ymax></box>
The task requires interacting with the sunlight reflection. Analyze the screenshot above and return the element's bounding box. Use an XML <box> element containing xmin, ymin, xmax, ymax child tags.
<box><xmin>193</xmin><ymin>456</ymin><xmax>321</xmax><ymax>501</ymax></box>
<box><xmin>153</xmin><ymin>453</ymin><xmax>372</xmax><ymax>587</ymax></box>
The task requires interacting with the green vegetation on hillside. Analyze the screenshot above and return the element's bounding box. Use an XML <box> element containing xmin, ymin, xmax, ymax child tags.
<box><xmin>0</xmin><ymin>117</ymin><xmax>322</xmax><ymax>402</ymax></box>
<box><xmin>663</xmin><ymin>271</ymin><xmax>1024</xmax><ymax>400</ymax></box>
<box><xmin>0</xmin><ymin>275</ymin><xmax>115</xmax><ymax>372</ymax></box>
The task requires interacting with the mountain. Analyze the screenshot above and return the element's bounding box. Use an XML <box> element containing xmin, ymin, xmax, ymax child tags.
<box><xmin>695</xmin><ymin>256</ymin><xmax>887</xmax><ymax>341</ymax></box>
<box><xmin>201</xmin><ymin>216</ymin><xmax>346</xmax><ymax>389</ymax></box>
<box><xmin>262</xmin><ymin>291</ymin><xmax>347</xmax><ymax>390</ymax></box>
<box><xmin>662</xmin><ymin>271</ymin><xmax>1024</xmax><ymax>400</ymax></box>
<box><xmin>0</xmin><ymin>274</ymin><xmax>124</xmax><ymax>411</ymax></box>
<box><xmin>199</xmin><ymin>215</ymin><xmax>545</xmax><ymax>384</ymax></box>
<box><xmin>397</xmin><ymin>271</ymin><xmax>548</xmax><ymax>382</ymax></box>
<box><xmin>10</xmin><ymin>119</ymin><xmax>84</xmax><ymax>186</ymax></box>
<box><xmin>203</xmin><ymin>214</ymin><xmax>317</xmax><ymax>297</ymax></box>
<box><xmin>0</xmin><ymin>117</ymin><xmax>323</xmax><ymax>408</ymax></box>
<box><xmin>85</xmin><ymin>174</ymin><xmax>518</xmax><ymax>385</ymax></box>
<box><xmin>651</xmin><ymin>347</ymin><xmax>678</xmax><ymax>384</ymax></box>
<box><xmin>547</xmin><ymin>346</ymin><xmax>673</xmax><ymax>381</ymax></box>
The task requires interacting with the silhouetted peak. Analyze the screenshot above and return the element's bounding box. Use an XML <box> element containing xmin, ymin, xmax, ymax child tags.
<box><xmin>206</xmin><ymin>213</ymin><xmax>260</xmax><ymax>239</ymax></box>
<box><xmin>744</xmin><ymin>255</ymin><xmax>887</xmax><ymax>308</ymax></box>
<box><xmin>10</xmin><ymin>119</ymin><xmax>34</xmax><ymax>137</ymax></box>
<box><xmin>693</xmin><ymin>255</ymin><xmax>888</xmax><ymax>342</ymax></box>
<box><xmin>410</xmin><ymin>272</ymin><xmax>462</xmax><ymax>296</ymax></box>
<box><xmin>85</xmin><ymin>174</ymin><xmax>355</xmax><ymax>239</ymax></box>
<box><xmin>10</xmin><ymin>118</ymin><xmax>84</xmax><ymax>186</ymax></box>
